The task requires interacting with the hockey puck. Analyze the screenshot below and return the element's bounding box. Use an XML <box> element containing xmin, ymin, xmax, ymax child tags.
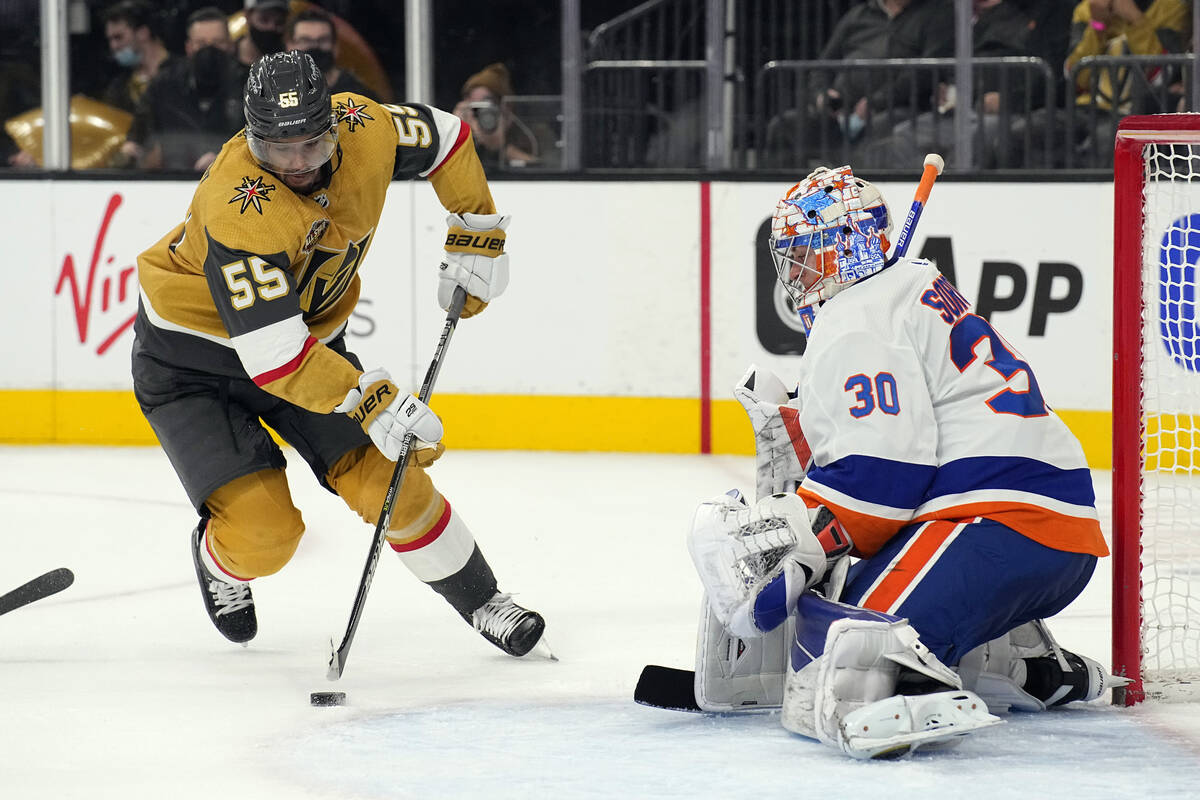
<box><xmin>310</xmin><ymin>691</ymin><xmax>346</xmax><ymax>707</ymax></box>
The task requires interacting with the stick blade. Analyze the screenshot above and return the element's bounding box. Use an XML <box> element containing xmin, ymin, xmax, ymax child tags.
<box><xmin>326</xmin><ymin>639</ymin><xmax>344</xmax><ymax>681</ymax></box>
<box><xmin>634</xmin><ymin>665</ymin><xmax>703</xmax><ymax>712</ymax></box>
<box><xmin>0</xmin><ymin>567</ymin><xmax>75</xmax><ymax>616</ymax></box>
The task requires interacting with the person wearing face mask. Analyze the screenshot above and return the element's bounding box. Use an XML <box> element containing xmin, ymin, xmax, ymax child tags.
<box><xmin>101</xmin><ymin>1</ymin><xmax>173</xmax><ymax>115</ymax></box>
<box><xmin>128</xmin><ymin>6</ymin><xmax>247</xmax><ymax>171</ymax></box>
<box><xmin>101</xmin><ymin>1</ymin><xmax>176</xmax><ymax>168</ymax></box>
<box><xmin>284</xmin><ymin>7</ymin><xmax>371</xmax><ymax>97</ymax></box>
<box><xmin>236</xmin><ymin>0</ymin><xmax>288</xmax><ymax>71</ymax></box>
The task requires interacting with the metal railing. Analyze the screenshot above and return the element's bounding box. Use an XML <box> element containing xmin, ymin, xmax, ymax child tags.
<box><xmin>582</xmin><ymin>60</ymin><xmax>708</xmax><ymax>168</ymax></box>
<box><xmin>750</xmin><ymin>57</ymin><xmax>1056</xmax><ymax>171</ymax></box>
<box><xmin>1065</xmin><ymin>54</ymin><xmax>1197</xmax><ymax>168</ymax></box>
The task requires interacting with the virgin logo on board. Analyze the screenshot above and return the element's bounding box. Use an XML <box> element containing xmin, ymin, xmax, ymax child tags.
<box><xmin>55</xmin><ymin>192</ymin><xmax>137</xmax><ymax>357</ymax></box>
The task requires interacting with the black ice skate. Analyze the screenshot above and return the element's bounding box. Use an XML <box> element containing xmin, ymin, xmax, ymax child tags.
<box><xmin>464</xmin><ymin>592</ymin><xmax>546</xmax><ymax>657</ymax></box>
<box><xmin>191</xmin><ymin>520</ymin><xmax>257</xmax><ymax>644</ymax></box>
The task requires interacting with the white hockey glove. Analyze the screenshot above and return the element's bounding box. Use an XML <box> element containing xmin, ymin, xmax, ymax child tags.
<box><xmin>733</xmin><ymin>365</ymin><xmax>812</xmax><ymax>501</ymax></box>
<box><xmin>335</xmin><ymin>369</ymin><xmax>444</xmax><ymax>462</ymax></box>
<box><xmin>440</xmin><ymin>212</ymin><xmax>511</xmax><ymax>318</ymax></box>
<box><xmin>687</xmin><ymin>490</ymin><xmax>828</xmax><ymax>638</ymax></box>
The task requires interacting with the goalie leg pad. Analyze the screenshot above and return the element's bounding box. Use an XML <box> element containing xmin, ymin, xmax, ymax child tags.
<box><xmin>957</xmin><ymin>620</ymin><xmax>1131</xmax><ymax>712</ymax></box>
<box><xmin>781</xmin><ymin>592</ymin><xmax>1000</xmax><ymax>757</ymax></box>
<box><xmin>694</xmin><ymin>595</ymin><xmax>793</xmax><ymax>712</ymax></box>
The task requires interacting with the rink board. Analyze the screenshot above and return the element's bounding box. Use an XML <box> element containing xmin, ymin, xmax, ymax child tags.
<box><xmin>0</xmin><ymin>177</ymin><xmax>1131</xmax><ymax>462</ymax></box>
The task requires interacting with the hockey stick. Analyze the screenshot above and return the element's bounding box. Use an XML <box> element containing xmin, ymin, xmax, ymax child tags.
<box><xmin>891</xmin><ymin>153</ymin><xmax>945</xmax><ymax>259</ymax></box>
<box><xmin>0</xmin><ymin>567</ymin><xmax>74</xmax><ymax>617</ymax></box>
<box><xmin>327</xmin><ymin>285</ymin><xmax>468</xmax><ymax>681</ymax></box>
<box><xmin>635</xmin><ymin>664</ymin><xmax>703</xmax><ymax>712</ymax></box>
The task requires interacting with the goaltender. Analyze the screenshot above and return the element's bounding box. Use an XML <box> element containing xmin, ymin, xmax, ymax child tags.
<box><xmin>132</xmin><ymin>51</ymin><xmax>545</xmax><ymax>658</ymax></box>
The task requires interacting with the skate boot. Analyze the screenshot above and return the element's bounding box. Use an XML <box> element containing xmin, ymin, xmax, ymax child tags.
<box><xmin>191</xmin><ymin>520</ymin><xmax>257</xmax><ymax>644</ymax></box>
<box><xmin>463</xmin><ymin>592</ymin><xmax>546</xmax><ymax>657</ymax></box>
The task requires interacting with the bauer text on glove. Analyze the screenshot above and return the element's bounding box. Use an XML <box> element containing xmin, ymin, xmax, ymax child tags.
<box><xmin>334</xmin><ymin>369</ymin><xmax>444</xmax><ymax>461</ymax></box>
<box><xmin>440</xmin><ymin>212</ymin><xmax>511</xmax><ymax>318</ymax></box>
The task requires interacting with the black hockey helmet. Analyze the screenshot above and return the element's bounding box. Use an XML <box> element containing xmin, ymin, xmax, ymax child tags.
<box><xmin>243</xmin><ymin>50</ymin><xmax>337</xmax><ymax>174</ymax></box>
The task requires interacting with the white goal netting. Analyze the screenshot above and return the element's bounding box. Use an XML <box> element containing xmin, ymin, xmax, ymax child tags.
<box><xmin>1137</xmin><ymin>142</ymin><xmax>1200</xmax><ymax>699</ymax></box>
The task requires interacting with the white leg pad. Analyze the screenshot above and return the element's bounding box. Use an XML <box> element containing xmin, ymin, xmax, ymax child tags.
<box><xmin>958</xmin><ymin>620</ymin><xmax>1131</xmax><ymax>711</ymax></box>
<box><xmin>956</xmin><ymin>624</ymin><xmax>1049</xmax><ymax>712</ymax></box>
<box><xmin>781</xmin><ymin>616</ymin><xmax>1001</xmax><ymax>757</ymax></box>
<box><xmin>694</xmin><ymin>594</ymin><xmax>793</xmax><ymax>711</ymax></box>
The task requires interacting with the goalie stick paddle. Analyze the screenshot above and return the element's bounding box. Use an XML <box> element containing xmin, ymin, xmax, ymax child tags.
<box><xmin>891</xmin><ymin>153</ymin><xmax>944</xmax><ymax>260</ymax></box>
<box><xmin>634</xmin><ymin>665</ymin><xmax>703</xmax><ymax>713</ymax></box>
<box><xmin>0</xmin><ymin>567</ymin><xmax>75</xmax><ymax>617</ymax></box>
<box><xmin>327</xmin><ymin>285</ymin><xmax>468</xmax><ymax>681</ymax></box>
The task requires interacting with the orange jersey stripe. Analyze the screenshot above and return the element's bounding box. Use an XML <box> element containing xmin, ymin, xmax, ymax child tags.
<box><xmin>913</xmin><ymin>502</ymin><xmax>1108</xmax><ymax>558</ymax></box>
<box><xmin>796</xmin><ymin>486</ymin><xmax>905</xmax><ymax>558</ymax></box>
<box><xmin>796</xmin><ymin>489</ymin><xmax>1108</xmax><ymax>559</ymax></box>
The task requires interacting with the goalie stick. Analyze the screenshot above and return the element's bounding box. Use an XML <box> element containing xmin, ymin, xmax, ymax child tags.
<box><xmin>327</xmin><ymin>285</ymin><xmax>468</xmax><ymax>681</ymax></box>
<box><xmin>0</xmin><ymin>567</ymin><xmax>74</xmax><ymax>617</ymax></box>
<box><xmin>635</xmin><ymin>665</ymin><xmax>703</xmax><ymax>712</ymax></box>
<box><xmin>635</xmin><ymin>664</ymin><xmax>702</xmax><ymax>712</ymax></box>
<box><xmin>892</xmin><ymin>153</ymin><xmax>944</xmax><ymax>259</ymax></box>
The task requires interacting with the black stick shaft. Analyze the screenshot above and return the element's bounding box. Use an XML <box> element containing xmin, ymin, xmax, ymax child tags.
<box><xmin>327</xmin><ymin>286</ymin><xmax>468</xmax><ymax>680</ymax></box>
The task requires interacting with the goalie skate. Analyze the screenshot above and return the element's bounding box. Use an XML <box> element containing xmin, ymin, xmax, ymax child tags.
<box><xmin>465</xmin><ymin>592</ymin><xmax>547</xmax><ymax>657</ymax></box>
<box><xmin>837</xmin><ymin>691</ymin><xmax>1000</xmax><ymax>759</ymax></box>
<box><xmin>191</xmin><ymin>520</ymin><xmax>257</xmax><ymax>644</ymax></box>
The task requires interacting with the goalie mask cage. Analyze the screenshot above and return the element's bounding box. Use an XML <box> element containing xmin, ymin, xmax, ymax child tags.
<box><xmin>1113</xmin><ymin>113</ymin><xmax>1200</xmax><ymax>706</ymax></box>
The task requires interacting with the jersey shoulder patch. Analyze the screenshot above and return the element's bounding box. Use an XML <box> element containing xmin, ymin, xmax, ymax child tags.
<box><xmin>192</xmin><ymin>138</ymin><xmax>310</xmax><ymax>256</ymax></box>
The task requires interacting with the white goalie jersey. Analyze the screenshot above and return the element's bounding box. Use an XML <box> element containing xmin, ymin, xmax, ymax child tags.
<box><xmin>793</xmin><ymin>257</ymin><xmax>1107</xmax><ymax>560</ymax></box>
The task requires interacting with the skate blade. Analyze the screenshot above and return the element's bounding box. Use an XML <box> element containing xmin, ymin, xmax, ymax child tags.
<box><xmin>529</xmin><ymin>635</ymin><xmax>558</xmax><ymax>661</ymax></box>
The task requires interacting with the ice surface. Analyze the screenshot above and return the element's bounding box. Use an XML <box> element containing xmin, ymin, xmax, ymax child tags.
<box><xmin>1</xmin><ymin>447</ymin><xmax>1198</xmax><ymax>799</ymax></box>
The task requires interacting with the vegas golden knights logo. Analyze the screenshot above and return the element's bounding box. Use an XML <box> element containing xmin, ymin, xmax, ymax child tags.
<box><xmin>296</xmin><ymin>228</ymin><xmax>373</xmax><ymax>316</ymax></box>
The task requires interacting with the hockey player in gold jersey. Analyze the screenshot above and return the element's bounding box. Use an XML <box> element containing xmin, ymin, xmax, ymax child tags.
<box><xmin>132</xmin><ymin>51</ymin><xmax>546</xmax><ymax>657</ymax></box>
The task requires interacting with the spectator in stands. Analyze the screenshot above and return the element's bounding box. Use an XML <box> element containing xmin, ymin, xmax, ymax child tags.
<box><xmin>1065</xmin><ymin>0</ymin><xmax>1190</xmax><ymax>164</ymax></box>
<box><xmin>236</xmin><ymin>0</ymin><xmax>288</xmax><ymax>71</ymax></box>
<box><xmin>764</xmin><ymin>0</ymin><xmax>956</xmax><ymax>170</ymax></box>
<box><xmin>129</xmin><ymin>6</ymin><xmax>244</xmax><ymax>172</ymax></box>
<box><xmin>452</xmin><ymin>62</ymin><xmax>539</xmax><ymax>172</ymax></box>
<box><xmin>102</xmin><ymin>0</ymin><xmax>176</xmax><ymax>167</ymax></box>
<box><xmin>102</xmin><ymin>1</ymin><xmax>173</xmax><ymax>115</ymax></box>
<box><xmin>284</xmin><ymin>7</ymin><xmax>371</xmax><ymax>96</ymax></box>
<box><xmin>870</xmin><ymin>0</ymin><xmax>1043</xmax><ymax>169</ymax></box>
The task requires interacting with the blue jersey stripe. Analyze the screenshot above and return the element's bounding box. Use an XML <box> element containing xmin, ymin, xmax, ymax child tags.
<box><xmin>925</xmin><ymin>456</ymin><xmax>1097</xmax><ymax>507</ymax></box>
<box><xmin>807</xmin><ymin>455</ymin><xmax>937</xmax><ymax>509</ymax></box>
<box><xmin>808</xmin><ymin>454</ymin><xmax>1095</xmax><ymax>513</ymax></box>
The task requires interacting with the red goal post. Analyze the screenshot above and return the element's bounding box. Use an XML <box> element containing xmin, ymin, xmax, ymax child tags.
<box><xmin>1113</xmin><ymin>113</ymin><xmax>1200</xmax><ymax>705</ymax></box>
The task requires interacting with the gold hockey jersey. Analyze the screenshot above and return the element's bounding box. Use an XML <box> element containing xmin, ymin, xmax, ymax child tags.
<box><xmin>135</xmin><ymin>93</ymin><xmax>496</xmax><ymax>413</ymax></box>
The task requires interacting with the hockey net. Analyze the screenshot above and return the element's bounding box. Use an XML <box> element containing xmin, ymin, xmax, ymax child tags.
<box><xmin>1113</xmin><ymin>114</ymin><xmax>1200</xmax><ymax>705</ymax></box>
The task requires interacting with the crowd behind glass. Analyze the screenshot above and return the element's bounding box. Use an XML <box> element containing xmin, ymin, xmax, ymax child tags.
<box><xmin>0</xmin><ymin>0</ymin><xmax>1192</xmax><ymax>175</ymax></box>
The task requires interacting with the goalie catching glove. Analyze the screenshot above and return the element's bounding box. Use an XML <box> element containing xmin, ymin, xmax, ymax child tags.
<box><xmin>733</xmin><ymin>365</ymin><xmax>812</xmax><ymax>500</ymax></box>
<box><xmin>687</xmin><ymin>491</ymin><xmax>830</xmax><ymax>639</ymax></box>
<box><xmin>440</xmin><ymin>212</ymin><xmax>511</xmax><ymax>318</ymax></box>
<box><xmin>335</xmin><ymin>369</ymin><xmax>445</xmax><ymax>464</ymax></box>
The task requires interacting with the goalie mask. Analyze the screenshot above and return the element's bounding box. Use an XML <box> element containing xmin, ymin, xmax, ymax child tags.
<box><xmin>243</xmin><ymin>51</ymin><xmax>337</xmax><ymax>176</ymax></box>
<box><xmin>769</xmin><ymin>166</ymin><xmax>892</xmax><ymax>334</ymax></box>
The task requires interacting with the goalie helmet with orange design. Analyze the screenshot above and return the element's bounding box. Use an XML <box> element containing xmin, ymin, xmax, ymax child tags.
<box><xmin>769</xmin><ymin>166</ymin><xmax>892</xmax><ymax>334</ymax></box>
